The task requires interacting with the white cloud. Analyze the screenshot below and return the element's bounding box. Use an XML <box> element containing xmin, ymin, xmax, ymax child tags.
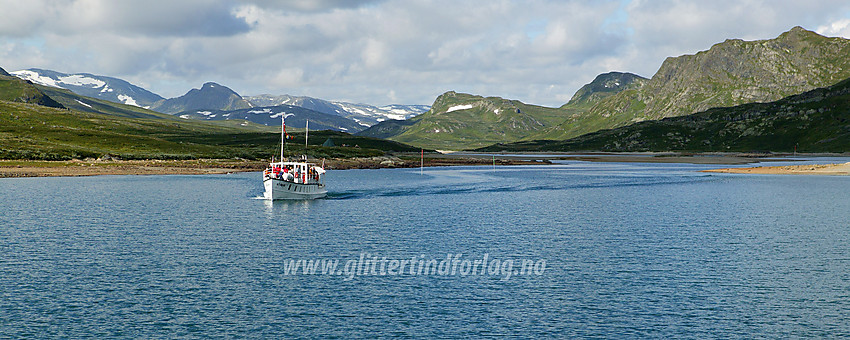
<box><xmin>817</xmin><ymin>19</ymin><xmax>850</xmax><ymax>38</ymax></box>
<box><xmin>2</xmin><ymin>0</ymin><xmax>850</xmax><ymax>106</ymax></box>
<box><xmin>270</xmin><ymin>67</ymin><xmax>305</xmax><ymax>87</ymax></box>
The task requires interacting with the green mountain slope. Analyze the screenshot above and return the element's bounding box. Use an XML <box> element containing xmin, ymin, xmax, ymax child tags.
<box><xmin>479</xmin><ymin>77</ymin><xmax>850</xmax><ymax>153</ymax></box>
<box><xmin>378</xmin><ymin>91</ymin><xmax>567</xmax><ymax>149</ymax></box>
<box><xmin>529</xmin><ymin>72</ymin><xmax>647</xmax><ymax>140</ymax></box>
<box><xmin>355</xmin><ymin>119</ymin><xmax>418</xmax><ymax>139</ymax></box>
<box><xmin>562</xmin><ymin>72</ymin><xmax>648</xmax><ymax>109</ymax></box>
<box><xmin>541</xmin><ymin>26</ymin><xmax>850</xmax><ymax>141</ymax></box>
<box><xmin>0</xmin><ymin>73</ymin><xmax>64</xmax><ymax>108</ymax></box>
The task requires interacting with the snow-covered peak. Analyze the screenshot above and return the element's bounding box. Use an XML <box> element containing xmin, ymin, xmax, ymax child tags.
<box><xmin>12</xmin><ymin>70</ymin><xmax>61</xmax><ymax>88</ymax></box>
<box><xmin>10</xmin><ymin>68</ymin><xmax>164</xmax><ymax>108</ymax></box>
<box><xmin>244</xmin><ymin>94</ymin><xmax>429</xmax><ymax>127</ymax></box>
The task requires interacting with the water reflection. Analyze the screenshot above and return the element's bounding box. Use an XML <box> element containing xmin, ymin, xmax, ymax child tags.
<box><xmin>261</xmin><ymin>197</ymin><xmax>318</xmax><ymax>219</ymax></box>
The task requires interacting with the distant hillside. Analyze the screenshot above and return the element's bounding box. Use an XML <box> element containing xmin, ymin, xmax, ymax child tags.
<box><xmin>356</xmin><ymin>119</ymin><xmax>418</xmax><ymax>139</ymax></box>
<box><xmin>480</xmin><ymin>76</ymin><xmax>850</xmax><ymax>153</ymax></box>
<box><xmin>245</xmin><ymin>94</ymin><xmax>429</xmax><ymax>126</ymax></box>
<box><xmin>0</xmin><ymin>99</ymin><xmax>419</xmax><ymax>160</ymax></box>
<box><xmin>361</xmin><ymin>73</ymin><xmax>643</xmax><ymax>149</ymax></box>
<box><xmin>0</xmin><ymin>72</ymin><xmax>64</xmax><ymax>109</ymax></box>
<box><xmin>11</xmin><ymin>68</ymin><xmax>164</xmax><ymax>108</ymax></box>
<box><xmin>151</xmin><ymin>82</ymin><xmax>252</xmax><ymax>114</ymax></box>
<box><xmin>35</xmin><ymin>85</ymin><xmax>174</xmax><ymax>120</ymax></box>
<box><xmin>381</xmin><ymin>91</ymin><xmax>568</xmax><ymax>149</ymax></box>
<box><xmin>528</xmin><ymin>72</ymin><xmax>648</xmax><ymax>140</ymax></box>
<box><xmin>563</xmin><ymin>72</ymin><xmax>648</xmax><ymax>109</ymax></box>
<box><xmin>540</xmin><ymin>26</ymin><xmax>850</xmax><ymax>141</ymax></box>
<box><xmin>176</xmin><ymin>104</ymin><xmax>366</xmax><ymax>132</ymax></box>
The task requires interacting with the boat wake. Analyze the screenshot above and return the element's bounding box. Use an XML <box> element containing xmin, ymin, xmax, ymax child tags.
<box><xmin>325</xmin><ymin>173</ymin><xmax>718</xmax><ymax>200</ymax></box>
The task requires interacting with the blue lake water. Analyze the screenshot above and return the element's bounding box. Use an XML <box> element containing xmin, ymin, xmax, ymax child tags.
<box><xmin>2</xmin><ymin>159</ymin><xmax>850</xmax><ymax>338</ymax></box>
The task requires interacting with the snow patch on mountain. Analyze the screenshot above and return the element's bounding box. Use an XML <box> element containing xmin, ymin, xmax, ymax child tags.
<box><xmin>447</xmin><ymin>104</ymin><xmax>474</xmax><ymax>113</ymax></box>
<box><xmin>249</xmin><ymin>108</ymin><xmax>273</xmax><ymax>114</ymax></box>
<box><xmin>75</xmin><ymin>99</ymin><xmax>93</xmax><ymax>108</ymax></box>
<box><xmin>117</xmin><ymin>94</ymin><xmax>139</xmax><ymax>107</ymax></box>
<box><xmin>12</xmin><ymin>70</ymin><xmax>60</xmax><ymax>87</ymax></box>
<box><xmin>59</xmin><ymin>74</ymin><xmax>105</xmax><ymax>88</ymax></box>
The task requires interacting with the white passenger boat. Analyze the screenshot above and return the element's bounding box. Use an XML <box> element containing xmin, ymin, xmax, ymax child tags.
<box><xmin>263</xmin><ymin>116</ymin><xmax>327</xmax><ymax>200</ymax></box>
<box><xmin>263</xmin><ymin>160</ymin><xmax>327</xmax><ymax>200</ymax></box>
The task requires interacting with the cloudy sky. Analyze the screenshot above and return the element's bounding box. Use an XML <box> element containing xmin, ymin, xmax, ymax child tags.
<box><xmin>2</xmin><ymin>0</ymin><xmax>850</xmax><ymax>107</ymax></box>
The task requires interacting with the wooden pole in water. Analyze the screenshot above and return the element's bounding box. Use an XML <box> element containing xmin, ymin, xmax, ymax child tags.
<box><xmin>493</xmin><ymin>154</ymin><xmax>495</xmax><ymax>171</ymax></box>
<box><xmin>420</xmin><ymin>149</ymin><xmax>424</xmax><ymax>175</ymax></box>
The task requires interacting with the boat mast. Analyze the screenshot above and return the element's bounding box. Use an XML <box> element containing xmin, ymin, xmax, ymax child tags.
<box><xmin>280</xmin><ymin>114</ymin><xmax>285</xmax><ymax>162</ymax></box>
<box><xmin>278</xmin><ymin>113</ymin><xmax>294</xmax><ymax>162</ymax></box>
<box><xmin>305</xmin><ymin>120</ymin><xmax>309</xmax><ymax>159</ymax></box>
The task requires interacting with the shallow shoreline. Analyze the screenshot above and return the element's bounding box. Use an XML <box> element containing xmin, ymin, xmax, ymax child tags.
<box><xmin>0</xmin><ymin>156</ymin><xmax>549</xmax><ymax>178</ymax></box>
<box><xmin>2</xmin><ymin>153</ymin><xmax>847</xmax><ymax>178</ymax></box>
<box><xmin>0</xmin><ymin>159</ymin><xmax>264</xmax><ymax>178</ymax></box>
<box><xmin>450</xmin><ymin>151</ymin><xmax>801</xmax><ymax>165</ymax></box>
<box><xmin>702</xmin><ymin>162</ymin><xmax>850</xmax><ymax>175</ymax></box>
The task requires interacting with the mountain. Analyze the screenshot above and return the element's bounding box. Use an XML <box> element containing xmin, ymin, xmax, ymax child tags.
<box><xmin>563</xmin><ymin>72</ymin><xmax>649</xmax><ymax>109</ymax></box>
<box><xmin>364</xmin><ymin>91</ymin><xmax>568</xmax><ymax>149</ymax></box>
<box><xmin>539</xmin><ymin>26</ymin><xmax>850</xmax><ymax>141</ymax></box>
<box><xmin>11</xmin><ymin>68</ymin><xmax>164</xmax><ymax>108</ymax></box>
<box><xmin>8</xmin><ymin>68</ymin><xmax>428</xmax><ymax>128</ymax></box>
<box><xmin>356</xmin><ymin>72</ymin><xmax>646</xmax><ymax>148</ymax></box>
<box><xmin>150</xmin><ymin>82</ymin><xmax>253</xmax><ymax>114</ymax></box>
<box><xmin>480</xmin><ymin>76</ymin><xmax>850</xmax><ymax>153</ymax></box>
<box><xmin>244</xmin><ymin>94</ymin><xmax>429</xmax><ymax>126</ymax></box>
<box><xmin>0</xmin><ymin>71</ymin><xmax>65</xmax><ymax>108</ymax></box>
<box><xmin>35</xmin><ymin>85</ymin><xmax>176</xmax><ymax>119</ymax></box>
<box><xmin>379</xmin><ymin>27</ymin><xmax>850</xmax><ymax>150</ymax></box>
<box><xmin>176</xmin><ymin>104</ymin><xmax>365</xmax><ymax>132</ymax></box>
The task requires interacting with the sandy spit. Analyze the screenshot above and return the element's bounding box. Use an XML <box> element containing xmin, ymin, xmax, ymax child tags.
<box><xmin>703</xmin><ymin>162</ymin><xmax>850</xmax><ymax>175</ymax></box>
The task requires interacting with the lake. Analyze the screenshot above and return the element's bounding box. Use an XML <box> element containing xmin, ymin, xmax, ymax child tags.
<box><xmin>1</xmin><ymin>159</ymin><xmax>849</xmax><ymax>338</ymax></box>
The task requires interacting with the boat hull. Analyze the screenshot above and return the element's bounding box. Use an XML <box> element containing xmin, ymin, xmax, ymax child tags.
<box><xmin>264</xmin><ymin>178</ymin><xmax>327</xmax><ymax>200</ymax></box>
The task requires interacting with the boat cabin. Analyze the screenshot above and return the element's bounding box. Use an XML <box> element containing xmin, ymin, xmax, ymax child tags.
<box><xmin>264</xmin><ymin>161</ymin><xmax>325</xmax><ymax>184</ymax></box>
